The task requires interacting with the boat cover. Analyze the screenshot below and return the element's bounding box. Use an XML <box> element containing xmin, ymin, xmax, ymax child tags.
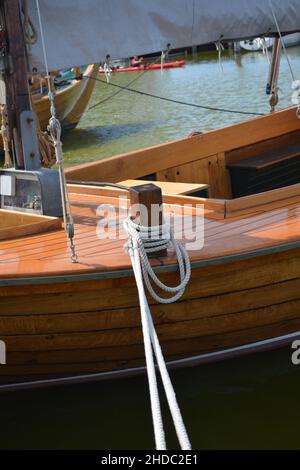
<box><xmin>26</xmin><ymin>0</ymin><xmax>300</xmax><ymax>72</ymax></box>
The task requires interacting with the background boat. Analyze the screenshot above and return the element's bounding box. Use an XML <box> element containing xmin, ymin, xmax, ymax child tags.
<box><xmin>240</xmin><ymin>32</ymin><xmax>300</xmax><ymax>51</ymax></box>
<box><xmin>99</xmin><ymin>60</ymin><xmax>186</xmax><ymax>74</ymax></box>
<box><xmin>0</xmin><ymin>64</ymin><xmax>98</xmax><ymax>156</ymax></box>
<box><xmin>32</xmin><ymin>63</ymin><xmax>98</xmax><ymax>132</ymax></box>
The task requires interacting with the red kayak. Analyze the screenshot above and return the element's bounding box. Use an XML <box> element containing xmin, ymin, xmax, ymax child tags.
<box><xmin>99</xmin><ymin>60</ymin><xmax>185</xmax><ymax>74</ymax></box>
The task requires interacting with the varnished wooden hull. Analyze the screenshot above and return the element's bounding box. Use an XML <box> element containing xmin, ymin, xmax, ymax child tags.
<box><xmin>2</xmin><ymin>104</ymin><xmax>300</xmax><ymax>389</ymax></box>
<box><xmin>1</xmin><ymin>245</ymin><xmax>300</xmax><ymax>388</ymax></box>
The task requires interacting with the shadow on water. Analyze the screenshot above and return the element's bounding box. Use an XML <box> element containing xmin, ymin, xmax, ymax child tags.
<box><xmin>0</xmin><ymin>347</ymin><xmax>299</xmax><ymax>450</ymax></box>
<box><xmin>62</xmin><ymin>120</ymin><xmax>160</xmax><ymax>165</ymax></box>
<box><xmin>63</xmin><ymin>120</ymin><xmax>158</xmax><ymax>149</ymax></box>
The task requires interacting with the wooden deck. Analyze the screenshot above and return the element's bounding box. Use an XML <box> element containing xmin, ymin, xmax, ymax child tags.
<box><xmin>0</xmin><ymin>184</ymin><xmax>300</xmax><ymax>281</ymax></box>
<box><xmin>1</xmin><ymin>183</ymin><xmax>300</xmax><ymax>386</ymax></box>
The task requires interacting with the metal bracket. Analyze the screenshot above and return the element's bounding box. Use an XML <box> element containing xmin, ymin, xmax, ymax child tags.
<box><xmin>20</xmin><ymin>110</ymin><xmax>41</xmax><ymax>171</ymax></box>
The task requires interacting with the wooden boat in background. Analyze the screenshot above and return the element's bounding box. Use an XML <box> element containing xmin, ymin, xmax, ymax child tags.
<box><xmin>99</xmin><ymin>60</ymin><xmax>185</xmax><ymax>74</ymax></box>
<box><xmin>31</xmin><ymin>63</ymin><xmax>98</xmax><ymax>132</ymax></box>
<box><xmin>0</xmin><ymin>64</ymin><xmax>98</xmax><ymax>153</ymax></box>
<box><xmin>240</xmin><ymin>32</ymin><xmax>300</xmax><ymax>51</ymax></box>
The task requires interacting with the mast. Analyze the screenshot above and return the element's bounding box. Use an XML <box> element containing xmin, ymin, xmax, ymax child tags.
<box><xmin>0</xmin><ymin>0</ymin><xmax>61</xmax><ymax>217</ymax></box>
<box><xmin>2</xmin><ymin>0</ymin><xmax>38</xmax><ymax>169</ymax></box>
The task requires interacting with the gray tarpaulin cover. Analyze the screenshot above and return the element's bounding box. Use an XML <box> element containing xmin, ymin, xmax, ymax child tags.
<box><xmin>27</xmin><ymin>0</ymin><xmax>300</xmax><ymax>72</ymax></box>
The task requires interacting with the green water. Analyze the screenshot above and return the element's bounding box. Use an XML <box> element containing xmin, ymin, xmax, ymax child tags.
<box><xmin>1</xmin><ymin>49</ymin><xmax>300</xmax><ymax>450</ymax></box>
<box><xmin>62</xmin><ymin>47</ymin><xmax>300</xmax><ymax>166</ymax></box>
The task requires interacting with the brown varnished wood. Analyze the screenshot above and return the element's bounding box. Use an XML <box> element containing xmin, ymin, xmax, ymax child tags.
<box><xmin>120</xmin><ymin>179</ymin><xmax>209</xmax><ymax>196</ymax></box>
<box><xmin>0</xmin><ymin>210</ymin><xmax>61</xmax><ymax>240</ymax></box>
<box><xmin>225</xmin><ymin>129</ymin><xmax>300</xmax><ymax>165</ymax></box>
<box><xmin>1</xmin><ymin>105</ymin><xmax>300</xmax><ymax>385</ymax></box>
<box><xmin>0</xmin><ymin>187</ymin><xmax>300</xmax><ymax>278</ymax></box>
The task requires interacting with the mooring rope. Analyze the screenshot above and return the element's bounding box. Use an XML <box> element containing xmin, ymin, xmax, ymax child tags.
<box><xmin>0</xmin><ymin>103</ymin><xmax>12</xmax><ymax>168</ymax></box>
<box><xmin>124</xmin><ymin>216</ymin><xmax>191</xmax><ymax>450</ymax></box>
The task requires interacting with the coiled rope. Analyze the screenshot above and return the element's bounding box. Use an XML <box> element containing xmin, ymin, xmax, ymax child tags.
<box><xmin>124</xmin><ymin>218</ymin><xmax>191</xmax><ymax>303</ymax></box>
<box><xmin>124</xmin><ymin>216</ymin><xmax>191</xmax><ymax>450</ymax></box>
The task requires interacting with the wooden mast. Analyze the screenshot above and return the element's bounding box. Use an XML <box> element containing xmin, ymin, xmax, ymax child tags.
<box><xmin>2</xmin><ymin>0</ymin><xmax>32</xmax><ymax>169</ymax></box>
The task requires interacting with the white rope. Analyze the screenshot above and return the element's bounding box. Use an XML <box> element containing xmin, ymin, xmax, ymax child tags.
<box><xmin>215</xmin><ymin>39</ymin><xmax>224</xmax><ymax>74</ymax></box>
<box><xmin>124</xmin><ymin>216</ymin><xmax>191</xmax><ymax>450</ymax></box>
<box><xmin>35</xmin><ymin>0</ymin><xmax>77</xmax><ymax>262</ymax></box>
<box><xmin>103</xmin><ymin>63</ymin><xmax>111</xmax><ymax>83</ymax></box>
<box><xmin>262</xmin><ymin>38</ymin><xmax>271</xmax><ymax>65</ymax></box>
<box><xmin>124</xmin><ymin>218</ymin><xmax>191</xmax><ymax>303</ymax></box>
<box><xmin>160</xmin><ymin>51</ymin><xmax>166</xmax><ymax>72</ymax></box>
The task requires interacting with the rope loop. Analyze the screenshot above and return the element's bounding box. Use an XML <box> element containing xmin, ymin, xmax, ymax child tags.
<box><xmin>124</xmin><ymin>216</ymin><xmax>191</xmax><ymax>304</ymax></box>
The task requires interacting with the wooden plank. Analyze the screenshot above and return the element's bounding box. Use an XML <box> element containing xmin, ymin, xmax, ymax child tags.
<box><xmin>226</xmin><ymin>182</ymin><xmax>300</xmax><ymax>216</ymax></box>
<box><xmin>0</xmin><ymin>209</ymin><xmax>62</xmax><ymax>241</ymax></box>
<box><xmin>226</xmin><ymin>129</ymin><xmax>300</xmax><ymax>165</ymax></box>
<box><xmin>207</xmin><ymin>153</ymin><xmax>232</xmax><ymax>198</ymax></box>
<box><xmin>157</xmin><ymin>153</ymin><xmax>232</xmax><ymax>198</ymax></box>
<box><xmin>120</xmin><ymin>179</ymin><xmax>209</xmax><ymax>196</ymax></box>
<box><xmin>3</xmin><ymin>297</ymin><xmax>300</xmax><ymax>352</ymax></box>
<box><xmin>2</xmin><ymin>313</ymin><xmax>300</xmax><ymax>379</ymax></box>
<box><xmin>2</xmin><ymin>276</ymin><xmax>300</xmax><ymax>335</ymax></box>
<box><xmin>2</xmin><ymin>247</ymin><xmax>300</xmax><ymax>314</ymax></box>
<box><xmin>227</xmin><ymin>141</ymin><xmax>300</xmax><ymax>169</ymax></box>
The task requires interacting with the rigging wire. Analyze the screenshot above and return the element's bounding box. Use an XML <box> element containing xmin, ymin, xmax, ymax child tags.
<box><xmin>86</xmin><ymin>74</ymin><xmax>264</xmax><ymax>116</ymax></box>
<box><xmin>35</xmin><ymin>0</ymin><xmax>78</xmax><ymax>262</ymax></box>
<box><xmin>89</xmin><ymin>53</ymin><xmax>167</xmax><ymax>110</ymax></box>
<box><xmin>268</xmin><ymin>0</ymin><xmax>296</xmax><ymax>82</ymax></box>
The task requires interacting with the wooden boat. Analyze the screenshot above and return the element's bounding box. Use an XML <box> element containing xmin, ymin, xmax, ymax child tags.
<box><xmin>1</xmin><ymin>104</ymin><xmax>300</xmax><ymax>390</ymax></box>
<box><xmin>0</xmin><ymin>64</ymin><xmax>98</xmax><ymax>154</ymax></box>
<box><xmin>1</xmin><ymin>0</ymin><xmax>300</xmax><ymax>391</ymax></box>
<box><xmin>31</xmin><ymin>63</ymin><xmax>98</xmax><ymax>132</ymax></box>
